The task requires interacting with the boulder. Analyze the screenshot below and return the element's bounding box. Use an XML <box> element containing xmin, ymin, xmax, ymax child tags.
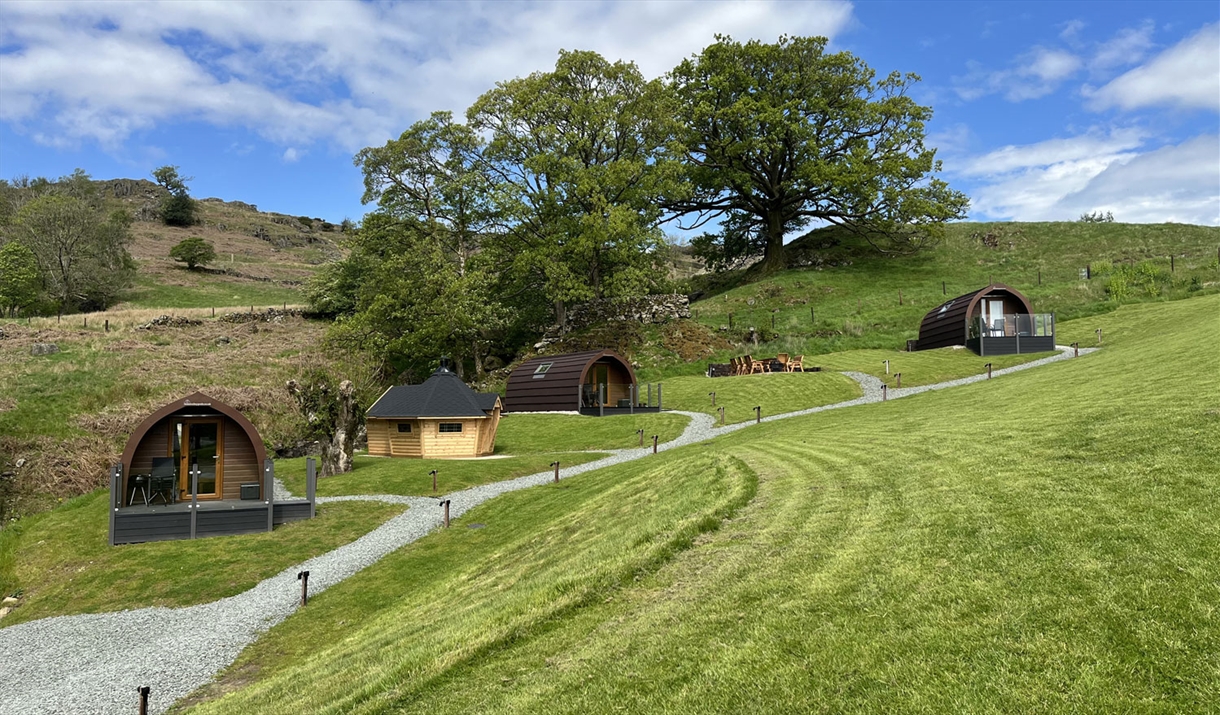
<box><xmin>30</xmin><ymin>343</ymin><xmax>59</xmax><ymax>356</ymax></box>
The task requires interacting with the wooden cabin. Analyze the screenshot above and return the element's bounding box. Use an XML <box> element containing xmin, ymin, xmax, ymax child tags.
<box><xmin>504</xmin><ymin>349</ymin><xmax>660</xmax><ymax>415</ymax></box>
<box><xmin>366</xmin><ymin>364</ymin><xmax>502</xmax><ymax>458</ymax></box>
<box><xmin>110</xmin><ymin>392</ymin><xmax>316</xmax><ymax>545</ymax></box>
<box><xmin>120</xmin><ymin>391</ymin><xmax>267</xmax><ymax>505</ymax></box>
<box><xmin>915</xmin><ymin>284</ymin><xmax>1055</xmax><ymax>356</ymax></box>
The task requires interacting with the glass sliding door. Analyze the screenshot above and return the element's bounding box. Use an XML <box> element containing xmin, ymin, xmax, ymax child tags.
<box><xmin>179</xmin><ymin>420</ymin><xmax>223</xmax><ymax>499</ymax></box>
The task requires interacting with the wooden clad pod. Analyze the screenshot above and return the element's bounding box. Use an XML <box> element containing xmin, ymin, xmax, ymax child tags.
<box><xmin>505</xmin><ymin>350</ymin><xmax>637</xmax><ymax>412</ymax></box>
<box><xmin>916</xmin><ymin>284</ymin><xmax>1035</xmax><ymax>351</ymax></box>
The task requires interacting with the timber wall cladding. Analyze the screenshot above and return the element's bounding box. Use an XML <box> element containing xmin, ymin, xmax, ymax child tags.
<box><xmin>420</xmin><ymin>419</ymin><xmax>481</xmax><ymax>457</ymax></box>
<box><xmin>389</xmin><ymin>420</ymin><xmax>422</xmax><ymax>458</ymax></box>
<box><xmin>367</xmin><ymin>419</ymin><xmax>391</xmax><ymax>456</ymax></box>
<box><xmin>222</xmin><ymin>418</ymin><xmax>258</xmax><ymax>500</ymax></box>
<box><xmin>128</xmin><ymin>423</ymin><xmax>168</xmax><ymax>497</ymax></box>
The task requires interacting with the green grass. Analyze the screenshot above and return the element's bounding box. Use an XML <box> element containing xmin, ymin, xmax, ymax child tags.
<box><xmin>0</xmin><ymin>493</ymin><xmax>402</xmax><ymax>626</ymax></box>
<box><xmin>814</xmin><ymin>346</ymin><xmax>1057</xmax><ymax>386</ymax></box>
<box><xmin>660</xmin><ymin>370</ymin><xmax>862</xmax><ymax>423</ymax></box>
<box><xmin>0</xmin><ymin>346</ymin><xmax>125</xmax><ymax>440</ymax></box>
<box><xmin>493</xmin><ymin>412</ymin><xmax>689</xmax><ymax>453</ymax></box>
<box><xmin>122</xmin><ymin>273</ymin><xmax>303</xmax><ymax>310</ymax></box>
<box><xmin>276</xmin><ymin>452</ymin><xmax>610</xmax><ymax>497</ymax></box>
<box><xmin>183</xmin><ymin>293</ymin><xmax>1219</xmax><ymax>713</ymax></box>
<box><xmin>661</xmin><ymin>221</ymin><xmax>1220</xmax><ymax>379</ymax></box>
<box><xmin>177</xmin><ymin>451</ymin><xmax>757</xmax><ymax>714</ymax></box>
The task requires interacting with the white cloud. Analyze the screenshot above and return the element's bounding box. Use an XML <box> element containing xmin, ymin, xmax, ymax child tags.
<box><xmin>958</xmin><ymin>131</ymin><xmax>1219</xmax><ymax>225</ymax></box>
<box><xmin>282</xmin><ymin>147</ymin><xmax>303</xmax><ymax>163</ymax></box>
<box><xmin>1087</xmin><ymin>23</ymin><xmax>1220</xmax><ymax>112</ymax></box>
<box><xmin>0</xmin><ymin>0</ymin><xmax>854</xmax><ymax>151</ymax></box>
<box><xmin>1048</xmin><ymin>135</ymin><xmax>1220</xmax><ymax>224</ymax></box>
<box><xmin>1089</xmin><ymin>20</ymin><xmax>1155</xmax><ymax>73</ymax></box>
<box><xmin>955</xmin><ymin>46</ymin><xmax>1082</xmax><ymax>102</ymax></box>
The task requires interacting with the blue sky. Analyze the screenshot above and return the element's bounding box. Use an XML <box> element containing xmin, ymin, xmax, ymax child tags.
<box><xmin>1</xmin><ymin>1</ymin><xmax>1217</xmax><ymax>228</ymax></box>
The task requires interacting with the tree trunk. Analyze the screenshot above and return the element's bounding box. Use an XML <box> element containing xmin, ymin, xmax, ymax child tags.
<box><xmin>759</xmin><ymin>211</ymin><xmax>787</xmax><ymax>275</ymax></box>
<box><xmin>323</xmin><ymin>380</ymin><xmax>359</xmax><ymax>477</ymax></box>
<box><xmin>554</xmin><ymin>299</ymin><xmax>566</xmax><ymax>331</ymax></box>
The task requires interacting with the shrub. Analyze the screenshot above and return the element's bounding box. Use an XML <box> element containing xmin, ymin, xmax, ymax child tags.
<box><xmin>169</xmin><ymin>237</ymin><xmax>216</xmax><ymax>270</ymax></box>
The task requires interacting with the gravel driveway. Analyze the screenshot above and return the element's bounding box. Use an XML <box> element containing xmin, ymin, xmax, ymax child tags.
<box><xmin>0</xmin><ymin>346</ymin><xmax>1093</xmax><ymax>714</ymax></box>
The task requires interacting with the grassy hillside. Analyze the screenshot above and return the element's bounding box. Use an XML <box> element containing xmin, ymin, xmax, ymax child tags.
<box><xmin>180</xmin><ymin>293</ymin><xmax>1219</xmax><ymax>713</ymax></box>
<box><xmin>634</xmin><ymin>221</ymin><xmax>1220</xmax><ymax>379</ymax></box>
<box><xmin>0</xmin><ymin>310</ymin><xmax>364</xmax><ymax>521</ymax></box>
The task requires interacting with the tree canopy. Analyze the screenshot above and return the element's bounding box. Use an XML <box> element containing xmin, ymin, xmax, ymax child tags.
<box><xmin>0</xmin><ymin>241</ymin><xmax>40</xmax><ymax>316</ymax></box>
<box><xmin>152</xmin><ymin>165</ymin><xmax>199</xmax><ymax>227</ymax></box>
<box><xmin>469</xmin><ymin>49</ymin><xmax>683</xmax><ymax>322</ymax></box>
<box><xmin>169</xmin><ymin>236</ymin><xmax>216</xmax><ymax>269</ymax></box>
<box><xmin>668</xmin><ymin>35</ymin><xmax>969</xmax><ymax>273</ymax></box>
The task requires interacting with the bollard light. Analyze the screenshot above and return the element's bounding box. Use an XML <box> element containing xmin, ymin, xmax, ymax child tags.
<box><xmin>709</xmin><ymin>391</ymin><xmax>716</xmax><ymax>406</ymax></box>
<box><xmin>298</xmin><ymin>570</ymin><xmax>310</xmax><ymax>606</ymax></box>
<box><xmin>441</xmin><ymin>499</ymin><xmax>451</xmax><ymax>528</ymax></box>
<box><xmin>551</xmin><ymin>461</ymin><xmax>560</xmax><ymax>483</ymax></box>
<box><xmin>985</xmin><ymin>363</ymin><xmax>992</xmax><ymax>379</ymax></box>
<box><xmin>138</xmin><ymin>686</ymin><xmax>151</xmax><ymax>715</ymax></box>
<box><xmin>430</xmin><ymin>469</ymin><xmax>438</xmax><ymax>493</ymax></box>
<box><xmin>652</xmin><ymin>435</ymin><xmax>658</xmax><ymax>454</ymax></box>
<box><xmin>754</xmin><ymin>406</ymin><xmax>761</xmax><ymax>423</ymax></box>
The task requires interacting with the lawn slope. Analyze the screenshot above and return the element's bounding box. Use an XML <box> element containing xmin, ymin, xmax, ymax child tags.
<box><xmin>183</xmin><ymin>293</ymin><xmax>1219</xmax><ymax>713</ymax></box>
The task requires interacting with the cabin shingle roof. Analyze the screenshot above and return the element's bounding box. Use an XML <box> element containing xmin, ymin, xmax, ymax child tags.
<box><xmin>367</xmin><ymin>367</ymin><xmax>500</xmax><ymax>418</ymax></box>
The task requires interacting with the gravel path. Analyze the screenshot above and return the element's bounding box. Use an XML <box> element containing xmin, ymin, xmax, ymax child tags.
<box><xmin>0</xmin><ymin>346</ymin><xmax>1094</xmax><ymax>715</ymax></box>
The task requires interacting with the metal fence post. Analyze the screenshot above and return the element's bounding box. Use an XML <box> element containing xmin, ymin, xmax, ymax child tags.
<box><xmin>264</xmin><ymin>459</ymin><xmax>274</xmax><ymax>533</ymax></box>
<box><xmin>190</xmin><ymin>465</ymin><xmax>199</xmax><ymax>540</ymax></box>
<box><xmin>629</xmin><ymin>384</ymin><xmax>635</xmax><ymax>414</ymax></box>
<box><xmin>108</xmin><ymin>465</ymin><xmax>121</xmax><ymax>546</ymax></box>
<box><xmin>657</xmin><ymin>383</ymin><xmax>663</xmax><ymax>410</ymax></box>
<box><xmin>306</xmin><ymin>457</ymin><xmax>317</xmax><ymax>518</ymax></box>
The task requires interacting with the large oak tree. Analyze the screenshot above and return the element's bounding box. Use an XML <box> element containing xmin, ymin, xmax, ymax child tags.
<box><xmin>468</xmin><ymin>50</ymin><xmax>684</xmax><ymax>325</ymax></box>
<box><xmin>668</xmin><ymin>35</ymin><xmax>969</xmax><ymax>274</ymax></box>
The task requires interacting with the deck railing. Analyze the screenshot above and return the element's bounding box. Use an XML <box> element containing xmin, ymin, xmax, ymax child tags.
<box><xmin>580</xmin><ymin>383</ymin><xmax>662</xmax><ymax>410</ymax></box>
<box><xmin>969</xmin><ymin>313</ymin><xmax>1055</xmax><ymax>339</ymax></box>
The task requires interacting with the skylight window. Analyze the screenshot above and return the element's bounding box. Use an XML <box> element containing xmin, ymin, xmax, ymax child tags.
<box><xmin>533</xmin><ymin>362</ymin><xmax>553</xmax><ymax>378</ymax></box>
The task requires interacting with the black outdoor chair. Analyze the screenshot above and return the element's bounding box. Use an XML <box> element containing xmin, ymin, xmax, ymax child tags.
<box><xmin>148</xmin><ymin>457</ymin><xmax>177</xmax><ymax>505</ymax></box>
<box><xmin>127</xmin><ymin>474</ymin><xmax>150</xmax><ymax>507</ymax></box>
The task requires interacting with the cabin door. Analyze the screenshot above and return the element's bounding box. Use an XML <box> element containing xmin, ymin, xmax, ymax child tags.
<box><xmin>592</xmin><ymin>365</ymin><xmax>609</xmax><ymax>404</ymax></box>
<box><xmin>985</xmin><ymin>299</ymin><xmax>1006</xmax><ymax>335</ymax></box>
<box><xmin>178</xmin><ymin>420</ymin><xmax>223</xmax><ymax>500</ymax></box>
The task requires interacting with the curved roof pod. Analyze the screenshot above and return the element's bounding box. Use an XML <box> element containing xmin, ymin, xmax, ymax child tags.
<box><xmin>504</xmin><ymin>350</ymin><xmax>637</xmax><ymax>412</ymax></box>
<box><xmin>917</xmin><ymin>283</ymin><xmax>1035</xmax><ymax>351</ymax></box>
<box><xmin>119</xmin><ymin>392</ymin><xmax>267</xmax><ymax>475</ymax></box>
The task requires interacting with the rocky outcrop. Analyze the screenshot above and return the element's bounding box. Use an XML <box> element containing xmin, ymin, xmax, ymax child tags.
<box><xmin>29</xmin><ymin>343</ymin><xmax>59</xmax><ymax>356</ymax></box>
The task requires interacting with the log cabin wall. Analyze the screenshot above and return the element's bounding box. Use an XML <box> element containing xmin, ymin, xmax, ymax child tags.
<box><xmin>389</xmin><ymin>420</ymin><xmax>423</xmax><ymax>457</ymax></box>
<box><xmin>476</xmin><ymin>408</ymin><xmax>501</xmax><ymax>456</ymax></box>
<box><xmin>367</xmin><ymin>419</ymin><xmax>391</xmax><ymax>456</ymax></box>
<box><xmin>419</xmin><ymin>418</ymin><xmax>482</xmax><ymax>458</ymax></box>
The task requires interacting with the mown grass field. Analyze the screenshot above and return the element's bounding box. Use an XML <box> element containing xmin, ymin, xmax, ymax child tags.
<box><xmin>813</xmin><ymin>345</ymin><xmax>1058</xmax><ymax>386</ymax></box>
<box><xmin>276</xmin><ymin>452</ymin><xmax>609</xmax><ymax>498</ymax></box>
<box><xmin>180</xmin><ymin>293</ymin><xmax>1220</xmax><ymax>713</ymax></box>
<box><xmin>493</xmin><ymin>412</ymin><xmax>689</xmax><ymax>453</ymax></box>
<box><xmin>0</xmin><ymin>496</ymin><xmax>401</xmax><ymax>626</ymax></box>
<box><xmin>660</xmin><ymin>370</ymin><xmax>862</xmax><ymax>423</ymax></box>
